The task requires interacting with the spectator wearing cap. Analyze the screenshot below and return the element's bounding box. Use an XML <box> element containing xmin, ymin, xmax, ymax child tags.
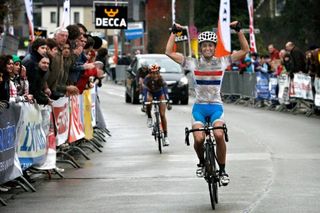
<box><xmin>244</xmin><ymin>56</ymin><xmax>254</xmax><ymax>73</ymax></box>
<box><xmin>22</xmin><ymin>38</ymin><xmax>47</xmax><ymax>77</ymax></box>
<box><xmin>12</xmin><ymin>55</ymin><xmax>29</xmax><ymax>97</ymax></box>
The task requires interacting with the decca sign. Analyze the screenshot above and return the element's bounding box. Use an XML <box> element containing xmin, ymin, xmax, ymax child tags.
<box><xmin>95</xmin><ymin>5</ymin><xmax>128</xmax><ymax>29</ymax></box>
<box><xmin>174</xmin><ymin>29</ymin><xmax>189</xmax><ymax>43</ymax></box>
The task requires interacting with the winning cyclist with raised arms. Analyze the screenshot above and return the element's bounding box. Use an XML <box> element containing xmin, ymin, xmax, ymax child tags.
<box><xmin>165</xmin><ymin>21</ymin><xmax>249</xmax><ymax>185</ymax></box>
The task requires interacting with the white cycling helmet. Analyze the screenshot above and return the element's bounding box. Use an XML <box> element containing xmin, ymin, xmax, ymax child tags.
<box><xmin>198</xmin><ymin>31</ymin><xmax>217</xmax><ymax>44</ymax></box>
<box><xmin>140</xmin><ymin>60</ymin><xmax>148</xmax><ymax>68</ymax></box>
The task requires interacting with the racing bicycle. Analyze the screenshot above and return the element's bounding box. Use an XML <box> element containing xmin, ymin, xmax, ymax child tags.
<box><xmin>145</xmin><ymin>99</ymin><xmax>168</xmax><ymax>154</ymax></box>
<box><xmin>185</xmin><ymin>118</ymin><xmax>229</xmax><ymax>210</ymax></box>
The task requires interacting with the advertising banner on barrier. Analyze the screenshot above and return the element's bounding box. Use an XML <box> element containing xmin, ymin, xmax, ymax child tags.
<box><xmin>289</xmin><ymin>73</ymin><xmax>313</xmax><ymax>100</ymax></box>
<box><xmin>269</xmin><ymin>75</ymin><xmax>278</xmax><ymax>101</ymax></box>
<box><xmin>68</xmin><ymin>95</ymin><xmax>85</xmax><ymax>143</ymax></box>
<box><xmin>278</xmin><ymin>74</ymin><xmax>290</xmax><ymax>104</ymax></box>
<box><xmin>83</xmin><ymin>90</ymin><xmax>93</xmax><ymax>140</ymax></box>
<box><xmin>314</xmin><ymin>77</ymin><xmax>320</xmax><ymax>107</ymax></box>
<box><xmin>35</xmin><ymin>110</ymin><xmax>57</xmax><ymax>170</ymax></box>
<box><xmin>0</xmin><ymin>105</ymin><xmax>22</xmax><ymax>184</ymax></box>
<box><xmin>16</xmin><ymin>103</ymin><xmax>47</xmax><ymax>170</ymax></box>
<box><xmin>34</xmin><ymin>107</ymin><xmax>56</xmax><ymax>170</ymax></box>
<box><xmin>52</xmin><ymin>97</ymin><xmax>70</xmax><ymax>146</ymax></box>
<box><xmin>255</xmin><ymin>72</ymin><xmax>270</xmax><ymax>100</ymax></box>
<box><xmin>90</xmin><ymin>88</ymin><xmax>97</xmax><ymax>128</ymax></box>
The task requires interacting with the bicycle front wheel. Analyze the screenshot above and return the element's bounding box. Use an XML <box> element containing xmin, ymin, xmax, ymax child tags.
<box><xmin>205</xmin><ymin>143</ymin><xmax>218</xmax><ymax>209</ymax></box>
<box><xmin>155</xmin><ymin>112</ymin><xmax>162</xmax><ymax>154</ymax></box>
<box><xmin>157</xmin><ymin>131</ymin><xmax>162</xmax><ymax>154</ymax></box>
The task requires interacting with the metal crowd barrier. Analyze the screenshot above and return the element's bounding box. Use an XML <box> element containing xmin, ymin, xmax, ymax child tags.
<box><xmin>221</xmin><ymin>71</ymin><xmax>319</xmax><ymax>116</ymax></box>
<box><xmin>115</xmin><ymin>65</ymin><xmax>128</xmax><ymax>83</ymax></box>
<box><xmin>221</xmin><ymin>72</ymin><xmax>257</xmax><ymax>105</ymax></box>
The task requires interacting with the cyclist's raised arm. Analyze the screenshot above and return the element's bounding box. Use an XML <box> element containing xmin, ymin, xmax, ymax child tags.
<box><xmin>230</xmin><ymin>21</ymin><xmax>250</xmax><ymax>62</ymax></box>
<box><xmin>165</xmin><ymin>23</ymin><xmax>185</xmax><ymax>65</ymax></box>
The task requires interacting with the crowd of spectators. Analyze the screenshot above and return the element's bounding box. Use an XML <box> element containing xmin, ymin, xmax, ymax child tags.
<box><xmin>0</xmin><ymin>23</ymin><xmax>108</xmax><ymax>110</ymax></box>
<box><xmin>231</xmin><ymin>42</ymin><xmax>320</xmax><ymax>81</ymax></box>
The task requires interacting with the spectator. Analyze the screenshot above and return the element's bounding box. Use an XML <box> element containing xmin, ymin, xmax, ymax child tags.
<box><xmin>256</xmin><ymin>55</ymin><xmax>271</xmax><ymax>73</ymax></box>
<box><xmin>28</xmin><ymin>55</ymin><xmax>52</xmax><ymax>105</ymax></box>
<box><xmin>18</xmin><ymin>65</ymin><xmax>29</xmax><ymax>97</ymax></box>
<box><xmin>244</xmin><ymin>56</ymin><xmax>254</xmax><ymax>73</ymax></box>
<box><xmin>108</xmin><ymin>54</ymin><xmax>117</xmax><ymax>82</ymax></box>
<box><xmin>268</xmin><ymin>44</ymin><xmax>280</xmax><ymax>61</ymax></box>
<box><xmin>117</xmin><ymin>53</ymin><xmax>131</xmax><ymax>65</ymax></box>
<box><xmin>22</xmin><ymin>38</ymin><xmax>47</xmax><ymax>76</ymax></box>
<box><xmin>46</xmin><ymin>38</ymin><xmax>59</xmax><ymax>59</ymax></box>
<box><xmin>12</xmin><ymin>55</ymin><xmax>29</xmax><ymax>97</ymax></box>
<box><xmin>285</xmin><ymin>41</ymin><xmax>306</xmax><ymax>77</ymax></box>
<box><xmin>95</xmin><ymin>47</ymin><xmax>109</xmax><ymax>73</ymax></box>
<box><xmin>283</xmin><ymin>53</ymin><xmax>293</xmax><ymax>75</ymax></box>
<box><xmin>76</xmin><ymin>61</ymin><xmax>104</xmax><ymax>94</ymax></box>
<box><xmin>66</xmin><ymin>24</ymin><xmax>81</xmax><ymax>50</ymax></box>
<box><xmin>0</xmin><ymin>55</ymin><xmax>10</xmax><ymax>101</ymax></box>
<box><xmin>47</xmin><ymin>27</ymin><xmax>79</xmax><ymax>97</ymax></box>
<box><xmin>250</xmin><ymin>52</ymin><xmax>260</xmax><ymax>72</ymax></box>
<box><xmin>62</xmin><ymin>41</ymin><xmax>74</xmax><ymax>86</ymax></box>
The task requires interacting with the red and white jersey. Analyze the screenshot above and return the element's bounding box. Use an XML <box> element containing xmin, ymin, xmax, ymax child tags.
<box><xmin>182</xmin><ymin>55</ymin><xmax>231</xmax><ymax>103</ymax></box>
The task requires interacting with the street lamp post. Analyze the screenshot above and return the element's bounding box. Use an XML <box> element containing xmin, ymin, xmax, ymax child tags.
<box><xmin>56</xmin><ymin>0</ymin><xmax>61</xmax><ymax>27</ymax></box>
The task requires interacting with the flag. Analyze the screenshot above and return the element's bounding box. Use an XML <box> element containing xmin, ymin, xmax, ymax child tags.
<box><xmin>61</xmin><ymin>0</ymin><xmax>70</xmax><ymax>28</ymax></box>
<box><xmin>215</xmin><ymin>0</ymin><xmax>231</xmax><ymax>57</ymax></box>
<box><xmin>24</xmin><ymin>0</ymin><xmax>34</xmax><ymax>41</ymax></box>
<box><xmin>172</xmin><ymin>0</ymin><xmax>176</xmax><ymax>25</ymax></box>
<box><xmin>247</xmin><ymin>0</ymin><xmax>257</xmax><ymax>53</ymax></box>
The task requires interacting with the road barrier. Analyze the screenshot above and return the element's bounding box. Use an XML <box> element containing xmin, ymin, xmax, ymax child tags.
<box><xmin>221</xmin><ymin>71</ymin><xmax>319</xmax><ymax>115</ymax></box>
<box><xmin>0</xmin><ymin>86</ymin><xmax>110</xmax><ymax>205</ymax></box>
<box><xmin>115</xmin><ymin>65</ymin><xmax>128</xmax><ymax>83</ymax></box>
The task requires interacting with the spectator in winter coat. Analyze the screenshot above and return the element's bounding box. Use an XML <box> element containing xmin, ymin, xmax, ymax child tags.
<box><xmin>285</xmin><ymin>41</ymin><xmax>306</xmax><ymax>77</ymax></box>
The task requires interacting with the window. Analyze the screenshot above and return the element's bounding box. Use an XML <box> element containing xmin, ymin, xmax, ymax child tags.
<box><xmin>50</xmin><ymin>12</ymin><xmax>56</xmax><ymax>23</ymax></box>
<box><xmin>74</xmin><ymin>12</ymin><xmax>80</xmax><ymax>24</ymax></box>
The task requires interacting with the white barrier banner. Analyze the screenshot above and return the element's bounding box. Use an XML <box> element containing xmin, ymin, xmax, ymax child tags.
<box><xmin>278</xmin><ymin>74</ymin><xmax>290</xmax><ymax>104</ymax></box>
<box><xmin>290</xmin><ymin>73</ymin><xmax>313</xmax><ymax>100</ymax></box>
<box><xmin>16</xmin><ymin>103</ymin><xmax>47</xmax><ymax>170</ymax></box>
<box><xmin>34</xmin><ymin>106</ymin><xmax>56</xmax><ymax>170</ymax></box>
<box><xmin>315</xmin><ymin>77</ymin><xmax>320</xmax><ymax>107</ymax></box>
<box><xmin>52</xmin><ymin>97</ymin><xmax>70</xmax><ymax>146</ymax></box>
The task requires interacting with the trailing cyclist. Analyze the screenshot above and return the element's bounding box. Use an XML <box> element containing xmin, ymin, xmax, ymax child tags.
<box><xmin>143</xmin><ymin>63</ymin><xmax>171</xmax><ymax>146</ymax></box>
<box><xmin>165</xmin><ymin>21</ymin><xmax>249</xmax><ymax>185</ymax></box>
<box><xmin>136</xmin><ymin>60</ymin><xmax>149</xmax><ymax>112</ymax></box>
